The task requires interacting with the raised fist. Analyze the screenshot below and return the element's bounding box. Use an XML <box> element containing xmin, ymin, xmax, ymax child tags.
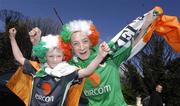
<box><xmin>9</xmin><ymin>28</ymin><xmax>17</xmax><ymax>38</ymax></box>
<box><xmin>29</xmin><ymin>27</ymin><xmax>41</xmax><ymax>45</ymax></box>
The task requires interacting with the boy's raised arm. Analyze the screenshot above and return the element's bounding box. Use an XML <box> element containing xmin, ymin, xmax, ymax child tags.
<box><xmin>9</xmin><ymin>28</ymin><xmax>25</xmax><ymax>65</ymax></box>
<box><xmin>78</xmin><ymin>42</ymin><xmax>110</xmax><ymax>78</ymax></box>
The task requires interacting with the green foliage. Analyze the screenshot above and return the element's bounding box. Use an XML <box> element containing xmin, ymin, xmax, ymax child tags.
<box><xmin>121</xmin><ymin>63</ymin><xmax>138</xmax><ymax>104</ymax></box>
<box><xmin>122</xmin><ymin>83</ymin><xmax>136</xmax><ymax>105</ymax></box>
<box><xmin>121</xmin><ymin>62</ymin><xmax>148</xmax><ymax>104</ymax></box>
<box><xmin>162</xmin><ymin>58</ymin><xmax>180</xmax><ymax>105</ymax></box>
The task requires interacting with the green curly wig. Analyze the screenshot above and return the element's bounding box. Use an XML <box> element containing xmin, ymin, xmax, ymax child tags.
<box><xmin>32</xmin><ymin>41</ymin><xmax>48</xmax><ymax>63</ymax></box>
<box><xmin>60</xmin><ymin>20</ymin><xmax>99</xmax><ymax>46</ymax></box>
<box><xmin>60</xmin><ymin>24</ymin><xmax>72</xmax><ymax>43</ymax></box>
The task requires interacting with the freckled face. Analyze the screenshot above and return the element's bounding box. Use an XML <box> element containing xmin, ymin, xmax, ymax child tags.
<box><xmin>71</xmin><ymin>32</ymin><xmax>92</xmax><ymax>60</ymax></box>
<box><xmin>46</xmin><ymin>48</ymin><xmax>64</xmax><ymax>68</ymax></box>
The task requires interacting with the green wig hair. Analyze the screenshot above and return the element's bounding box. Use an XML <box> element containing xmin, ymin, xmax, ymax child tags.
<box><xmin>32</xmin><ymin>41</ymin><xmax>48</xmax><ymax>63</ymax></box>
<box><xmin>60</xmin><ymin>20</ymin><xmax>99</xmax><ymax>46</ymax></box>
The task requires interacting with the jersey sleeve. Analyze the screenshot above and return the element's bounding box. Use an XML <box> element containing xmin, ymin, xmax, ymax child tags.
<box><xmin>67</xmin><ymin>71</ymin><xmax>83</xmax><ymax>85</ymax></box>
<box><xmin>72</xmin><ymin>71</ymin><xmax>83</xmax><ymax>85</ymax></box>
<box><xmin>23</xmin><ymin>59</ymin><xmax>36</xmax><ymax>76</ymax></box>
<box><xmin>107</xmin><ymin>41</ymin><xmax>132</xmax><ymax>66</ymax></box>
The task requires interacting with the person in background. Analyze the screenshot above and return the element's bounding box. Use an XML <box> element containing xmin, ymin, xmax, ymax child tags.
<box><xmin>148</xmin><ymin>84</ymin><xmax>164</xmax><ymax>106</ymax></box>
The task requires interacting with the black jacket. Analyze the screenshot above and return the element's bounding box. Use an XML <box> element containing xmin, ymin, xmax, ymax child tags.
<box><xmin>148</xmin><ymin>91</ymin><xmax>163</xmax><ymax>106</ymax></box>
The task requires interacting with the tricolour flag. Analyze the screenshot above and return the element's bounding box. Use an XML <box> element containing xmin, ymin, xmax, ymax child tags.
<box><xmin>109</xmin><ymin>6</ymin><xmax>180</xmax><ymax>61</ymax></box>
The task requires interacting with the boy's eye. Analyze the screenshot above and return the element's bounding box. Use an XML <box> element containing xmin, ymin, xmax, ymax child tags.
<box><xmin>72</xmin><ymin>42</ymin><xmax>79</xmax><ymax>46</ymax></box>
<box><xmin>83</xmin><ymin>40</ymin><xmax>88</xmax><ymax>43</ymax></box>
<box><xmin>57</xmin><ymin>55</ymin><xmax>62</xmax><ymax>57</ymax></box>
<box><xmin>82</xmin><ymin>39</ymin><xmax>89</xmax><ymax>43</ymax></box>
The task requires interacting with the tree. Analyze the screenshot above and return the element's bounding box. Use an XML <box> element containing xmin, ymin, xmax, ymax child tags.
<box><xmin>121</xmin><ymin>62</ymin><xmax>146</xmax><ymax>105</ymax></box>
<box><xmin>163</xmin><ymin>57</ymin><xmax>180</xmax><ymax>106</ymax></box>
<box><xmin>122</xmin><ymin>33</ymin><xmax>180</xmax><ymax>105</ymax></box>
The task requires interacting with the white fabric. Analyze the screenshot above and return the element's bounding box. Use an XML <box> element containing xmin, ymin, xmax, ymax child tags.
<box><xmin>110</xmin><ymin>7</ymin><xmax>160</xmax><ymax>60</ymax></box>
<box><xmin>44</xmin><ymin>62</ymin><xmax>79</xmax><ymax>78</ymax></box>
<box><xmin>111</xmin><ymin>8</ymin><xmax>158</xmax><ymax>47</ymax></box>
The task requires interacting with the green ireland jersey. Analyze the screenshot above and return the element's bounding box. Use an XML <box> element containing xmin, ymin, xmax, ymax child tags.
<box><xmin>69</xmin><ymin>42</ymin><xmax>132</xmax><ymax>106</ymax></box>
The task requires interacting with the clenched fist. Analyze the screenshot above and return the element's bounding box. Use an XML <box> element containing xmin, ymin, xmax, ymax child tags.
<box><xmin>9</xmin><ymin>28</ymin><xmax>17</xmax><ymax>39</ymax></box>
<box><xmin>29</xmin><ymin>27</ymin><xmax>41</xmax><ymax>45</ymax></box>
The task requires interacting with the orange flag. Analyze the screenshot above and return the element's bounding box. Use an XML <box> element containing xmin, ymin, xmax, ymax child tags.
<box><xmin>6</xmin><ymin>61</ymin><xmax>40</xmax><ymax>106</ymax></box>
<box><xmin>155</xmin><ymin>15</ymin><xmax>180</xmax><ymax>52</ymax></box>
<box><xmin>143</xmin><ymin>15</ymin><xmax>180</xmax><ymax>52</ymax></box>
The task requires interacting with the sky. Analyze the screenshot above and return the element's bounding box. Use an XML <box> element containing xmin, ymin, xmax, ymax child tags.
<box><xmin>0</xmin><ymin>0</ymin><xmax>179</xmax><ymax>41</ymax></box>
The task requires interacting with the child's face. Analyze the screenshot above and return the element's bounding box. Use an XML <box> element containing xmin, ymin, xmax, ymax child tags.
<box><xmin>46</xmin><ymin>48</ymin><xmax>64</xmax><ymax>68</ymax></box>
<box><xmin>71</xmin><ymin>31</ymin><xmax>92</xmax><ymax>60</ymax></box>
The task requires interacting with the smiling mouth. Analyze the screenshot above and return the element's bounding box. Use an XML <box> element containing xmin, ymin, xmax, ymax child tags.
<box><xmin>79</xmin><ymin>51</ymin><xmax>87</xmax><ymax>55</ymax></box>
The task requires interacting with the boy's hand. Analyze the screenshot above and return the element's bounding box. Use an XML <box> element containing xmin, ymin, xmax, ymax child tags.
<box><xmin>9</xmin><ymin>28</ymin><xmax>17</xmax><ymax>39</ymax></box>
<box><xmin>29</xmin><ymin>27</ymin><xmax>41</xmax><ymax>45</ymax></box>
<box><xmin>98</xmin><ymin>41</ymin><xmax>110</xmax><ymax>58</ymax></box>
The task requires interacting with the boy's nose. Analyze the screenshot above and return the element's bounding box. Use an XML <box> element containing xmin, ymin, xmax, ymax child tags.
<box><xmin>54</xmin><ymin>57</ymin><xmax>57</xmax><ymax>61</ymax></box>
<box><xmin>80</xmin><ymin>43</ymin><xmax>85</xmax><ymax>50</ymax></box>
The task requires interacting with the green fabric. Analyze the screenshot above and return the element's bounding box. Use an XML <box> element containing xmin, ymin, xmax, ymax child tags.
<box><xmin>69</xmin><ymin>42</ymin><xmax>132</xmax><ymax>106</ymax></box>
<box><xmin>108</xmin><ymin>41</ymin><xmax>132</xmax><ymax>66</ymax></box>
<box><xmin>35</xmin><ymin>67</ymin><xmax>47</xmax><ymax>77</ymax></box>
